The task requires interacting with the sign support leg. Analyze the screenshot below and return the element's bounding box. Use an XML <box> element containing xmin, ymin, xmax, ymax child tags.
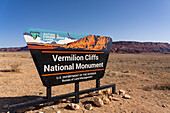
<box><xmin>112</xmin><ymin>84</ymin><xmax>116</xmax><ymax>94</ymax></box>
<box><xmin>96</xmin><ymin>79</ymin><xmax>100</xmax><ymax>88</ymax></box>
<box><xmin>8</xmin><ymin>83</ymin><xmax>116</xmax><ymax>112</ymax></box>
<box><xmin>75</xmin><ymin>82</ymin><xmax>79</xmax><ymax>103</ymax></box>
<box><xmin>47</xmin><ymin>87</ymin><xmax>51</xmax><ymax>100</ymax></box>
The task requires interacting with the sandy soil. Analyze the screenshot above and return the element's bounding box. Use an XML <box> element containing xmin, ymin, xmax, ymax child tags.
<box><xmin>0</xmin><ymin>52</ymin><xmax>169</xmax><ymax>113</ymax></box>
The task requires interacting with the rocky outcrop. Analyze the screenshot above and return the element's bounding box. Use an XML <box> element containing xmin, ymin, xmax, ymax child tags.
<box><xmin>63</xmin><ymin>35</ymin><xmax>112</xmax><ymax>51</ymax></box>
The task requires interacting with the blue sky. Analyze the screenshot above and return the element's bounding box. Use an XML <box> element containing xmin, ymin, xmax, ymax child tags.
<box><xmin>0</xmin><ymin>0</ymin><xmax>170</xmax><ymax>48</ymax></box>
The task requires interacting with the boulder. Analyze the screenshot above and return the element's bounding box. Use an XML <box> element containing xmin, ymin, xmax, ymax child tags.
<box><xmin>88</xmin><ymin>92</ymin><xmax>95</xmax><ymax>96</ymax></box>
<box><xmin>68</xmin><ymin>103</ymin><xmax>80</xmax><ymax>110</ymax></box>
<box><xmin>66</xmin><ymin>98</ymin><xmax>72</xmax><ymax>103</ymax></box>
<box><xmin>93</xmin><ymin>96</ymin><xmax>104</xmax><ymax>107</ymax></box>
<box><xmin>119</xmin><ymin>89</ymin><xmax>125</xmax><ymax>96</ymax></box>
<box><xmin>84</xmin><ymin>104</ymin><xmax>93</xmax><ymax>110</ymax></box>
<box><xmin>106</xmin><ymin>89</ymin><xmax>111</xmax><ymax>94</ymax></box>
<box><xmin>123</xmin><ymin>94</ymin><xmax>131</xmax><ymax>99</ymax></box>
<box><xmin>112</xmin><ymin>97</ymin><xmax>120</xmax><ymax>101</ymax></box>
<box><xmin>96</xmin><ymin>90</ymin><xmax>103</xmax><ymax>94</ymax></box>
<box><xmin>102</xmin><ymin>96</ymin><xmax>110</xmax><ymax>104</ymax></box>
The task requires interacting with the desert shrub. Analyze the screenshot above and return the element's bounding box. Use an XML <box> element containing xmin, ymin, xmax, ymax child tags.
<box><xmin>10</xmin><ymin>63</ymin><xmax>21</xmax><ymax>73</ymax></box>
<box><xmin>0</xmin><ymin>54</ymin><xmax>6</xmax><ymax>57</ymax></box>
<box><xmin>153</xmin><ymin>83</ymin><xmax>170</xmax><ymax>90</ymax></box>
<box><xmin>123</xmin><ymin>70</ymin><xmax>130</xmax><ymax>73</ymax></box>
<box><xmin>143</xmin><ymin>86</ymin><xmax>152</xmax><ymax>91</ymax></box>
<box><xmin>143</xmin><ymin>83</ymin><xmax>170</xmax><ymax>91</ymax></box>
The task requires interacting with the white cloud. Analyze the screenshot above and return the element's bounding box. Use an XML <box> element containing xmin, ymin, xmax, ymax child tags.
<box><xmin>57</xmin><ymin>37</ymin><xmax>76</xmax><ymax>44</ymax></box>
<box><xmin>24</xmin><ymin>35</ymin><xmax>77</xmax><ymax>44</ymax></box>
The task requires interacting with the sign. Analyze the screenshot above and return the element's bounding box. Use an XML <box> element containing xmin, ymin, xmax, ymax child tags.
<box><xmin>24</xmin><ymin>28</ymin><xmax>112</xmax><ymax>87</ymax></box>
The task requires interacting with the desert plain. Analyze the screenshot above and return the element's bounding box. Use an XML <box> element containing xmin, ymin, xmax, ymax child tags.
<box><xmin>0</xmin><ymin>52</ymin><xmax>169</xmax><ymax>113</ymax></box>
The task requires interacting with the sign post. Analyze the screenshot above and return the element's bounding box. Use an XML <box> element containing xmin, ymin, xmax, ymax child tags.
<box><xmin>8</xmin><ymin>28</ymin><xmax>116</xmax><ymax>112</ymax></box>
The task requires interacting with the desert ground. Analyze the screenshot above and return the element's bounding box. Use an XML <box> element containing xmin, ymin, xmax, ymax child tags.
<box><xmin>0</xmin><ymin>52</ymin><xmax>169</xmax><ymax>113</ymax></box>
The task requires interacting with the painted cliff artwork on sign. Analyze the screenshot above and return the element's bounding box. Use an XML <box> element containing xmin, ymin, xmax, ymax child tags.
<box><xmin>24</xmin><ymin>28</ymin><xmax>112</xmax><ymax>87</ymax></box>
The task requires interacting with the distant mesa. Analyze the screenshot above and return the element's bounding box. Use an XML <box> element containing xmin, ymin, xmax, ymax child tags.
<box><xmin>0</xmin><ymin>46</ymin><xmax>28</xmax><ymax>52</ymax></box>
<box><xmin>0</xmin><ymin>40</ymin><xmax>170</xmax><ymax>53</ymax></box>
<box><xmin>111</xmin><ymin>41</ymin><xmax>170</xmax><ymax>53</ymax></box>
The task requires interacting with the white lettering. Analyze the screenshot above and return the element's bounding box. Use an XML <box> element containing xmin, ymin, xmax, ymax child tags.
<box><xmin>52</xmin><ymin>55</ymin><xmax>58</xmax><ymax>61</ymax></box>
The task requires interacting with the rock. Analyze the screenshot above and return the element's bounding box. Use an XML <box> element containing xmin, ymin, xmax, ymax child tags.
<box><xmin>112</xmin><ymin>97</ymin><xmax>120</xmax><ymax>101</ymax></box>
<box><xmin>43</xmin><ymin>106</ymin><xmax>51</xmax><ymax>109</ymax></box>
<box><xmin>123</xmin><ymin>94</ymin><xmax>131</xmax><ymax>99</ymax></box>
<box><xmin>102</xmin><ymin>96</ymin><xmax>110</xmax><ymax>104</ymax></box>
<box><xmin>96</xmin><ymin>90</ymin><xmax>103</xmax><ymax>94</ymax></box>
<box><xmin>68</xmin><ymin>103</ymin><xmax>80</xmax><ymax>110</ymax></box>
<box><xmin>109</xmin><ymin>93</ymin><xmax>117</xmax><ymax>97</ymax></box>
<box><xmin>25</xmin><ymin>110</ymin><xmax>39</xmax><ymax>113</ymax></box>
<box><xmin>37</xmin><ymin>97</ymin><xmax>43</xmax><ymax>100</ymax></box>
<box><xmin>39</xmin><ymin>92</ymin><xmax>43</xmax><ymax>95</ymax></box>
<box><xmin>51</xmin><ymin>105</ymin><xmax>60</xmax><ymax>110</ymax></box>
<box><xmin>119</xmin><ymin>89</ymin><xmax>125</xmax><ymax>96</ymax></box>
<box><xmin>93</xmin><ymin>96</ymin><xmax>104</xmax><ymax>107</ymax></box>
<box><xmin>46</xmin><ymin>101</ymin><xmax>54</xmax><ymax>106</ymax></box>
<box><xmin>51</xmin><ymin>105</ymin><xmax>55</xmax><ymax>109</ymax></box>
<box><xmin>39</xmin><ymin>103</ymin><xmax>45</xmax><ymax>106</ymax></box>
<box><xmin>84</xmin><ymin>104</ymin><xmax>93</xmax><ymax>110</ymax></box>
<box><xmin>51</xmin><ymin>105</ymin><xmax>61</xmax><ymax>109</ymax></box>
<box><xmin>56</xmin><ymin>111</ymin><xmax>61</xmax><ymax>113</ymax></box>
<box><xmin>108</xmin><ymin>95</ymin><xmax>120</xmax><ymax>101</ymax></box>
<box><xmin>108</xmin><ymin>96</ymin><xmax>113</xmax><ymax>101</ymax></box>
<box><xmin>2</xmin><ymin>104</ymin><xmax>9</xmax><ymax>109</ymax></box>
<box><xmin>110</xmin><ymin>93</ymin><xmax>121</xmax><ymax>97</ymax></box>
<box><xmin>66</xmin><ymin>98</ymin><xmax>72</xmax><ymax>103</ymax></box>
<box><xmin>88</xmin><ymin>92</ymin><xmax>95</xmax><ymax>96</ymax></box>
<box><xmin>106</xmin><ymin>89</ymin><xmax>111</xmax><ymax>94</ymax></box>
<box><xmin>28</xmin><ymin>106</ymin><xmax>35</xmax><ymax>110</ymax></box>
<box><xmin>128</xmin><ymin>89</ymin><xmax>131</xmax><ymax>92</ymax></box>
<box><xmin>123</xmin><ymin>70</ymin><xmax>130</xmax><ymax>73</ymax></box>
<box><xmin>162</xmin><ymin>104</ymin><xmax>166</xmax><ymax>107</ymax></box>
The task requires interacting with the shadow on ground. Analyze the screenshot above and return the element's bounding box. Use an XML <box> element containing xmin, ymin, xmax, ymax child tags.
<box><xmin>0</xmin><ymin>96</ymin><xmax>41</xmax><ymax>112</ymax></box>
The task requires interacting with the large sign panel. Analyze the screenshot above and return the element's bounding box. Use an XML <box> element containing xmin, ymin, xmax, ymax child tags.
<box><xmin>24</xmin><ymin>28</ymin><xmax>112</xmax><ymax>87</ymax></box>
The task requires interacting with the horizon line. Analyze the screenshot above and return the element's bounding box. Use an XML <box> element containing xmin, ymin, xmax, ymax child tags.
<box><xmin>0</xmin><ymin>40</ymin><xmax>169</xmax><ymax>48</ymax></box>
